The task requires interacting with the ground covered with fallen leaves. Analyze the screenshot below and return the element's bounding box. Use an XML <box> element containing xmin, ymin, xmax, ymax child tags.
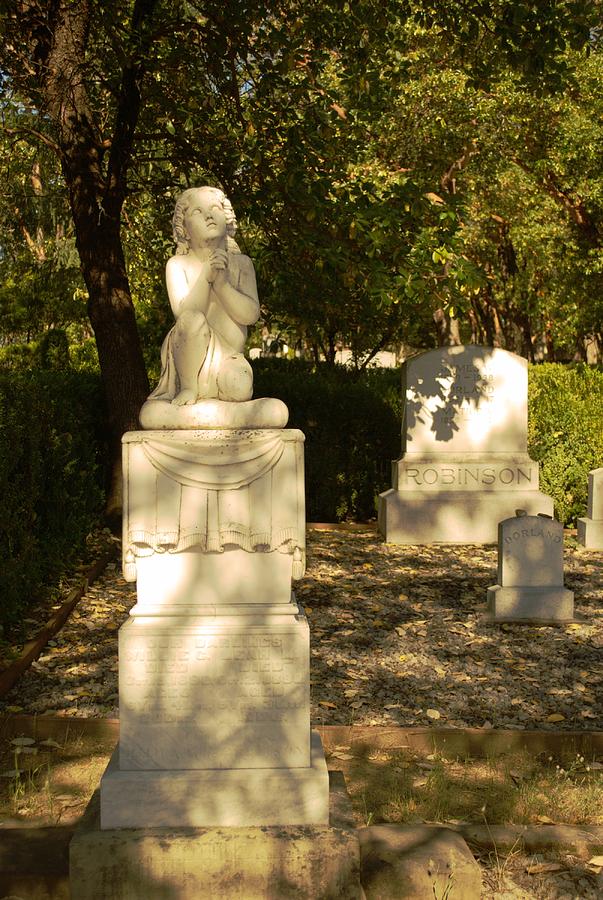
<box><xmin>1</xmin><ymin>528</ymin><xmax>601</xmax><ymax>730</ymax></box>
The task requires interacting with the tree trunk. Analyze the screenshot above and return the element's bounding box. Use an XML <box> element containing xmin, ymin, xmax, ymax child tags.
<box><xmin>36</xmin><ymin>0</ymin><xmax>155</xmax><ymax>518</ymax></box>
<box><xmin>76</xmin><ymin>217</ymin><xmax>150</xmax><ymax>518</ymax></box>
<box><xmin>584</xmin><ymin>334</ymin><xmax>602</xmax><ymax>365</ymax></box>
<box><xmin>468</xmin><ymin>305</ymin><xmax>480</xmax><ymax>344</ymax></box>
<box><xmin>433</xmin><ymin>308</ymin><xmax>461</xmax><ymax>346</ymax></box>
<box><xmin>544</xmin><ymin>322</ymin><xmax>556</xmax><ymax>361</ymax></box>
<box><xmin>516</xmin><ymin>307</ymin><xmax>535</xmax><ymax>362</ymax></box>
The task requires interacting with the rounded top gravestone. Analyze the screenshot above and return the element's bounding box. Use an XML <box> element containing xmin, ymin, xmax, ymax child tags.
<box><xmin>401</xmin><ymin>345</ymin><xmax>528</xmax><ymax>456</ymax></box>
<box><xmin>378</xmin><ymin>344</ymin><xmax>555</xmax><ymax>544</ymax></box>
<box><xmin>139</xmin><ymin>186</ymin><xmax>288</xmax><ymax>430</ymax></box>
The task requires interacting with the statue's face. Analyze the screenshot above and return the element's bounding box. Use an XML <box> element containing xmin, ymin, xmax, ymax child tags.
<box><xmin>184</xmin><ymin>189</ymin><xmax>227</xmax><ymax>247</ymax></box>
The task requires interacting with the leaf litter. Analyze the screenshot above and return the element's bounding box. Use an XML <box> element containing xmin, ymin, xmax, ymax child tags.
<box><xmin>0</xmin><ymin>529</ymin><xmax>601</xmax><ymax>734</ymax></box>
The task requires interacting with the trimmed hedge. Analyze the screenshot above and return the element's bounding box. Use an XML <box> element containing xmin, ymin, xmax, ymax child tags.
<box><xmin>252</xmin><ymin>359</ymin><xmax>400</xmax><ymax>522</ymax></box>
<box><xmin>0</xmin><ymin>359</ymin><xmax>599</xmax><ymax>629</ymax></box>
<box><xmin>528</xmin><ymin>363</ymin><xmax>603</xmax><ymax>527</ymax></box>
<box><xmin>0</xmin><ymin>370</ymin><xmax>105</xmax><ymax>631</ymax></box>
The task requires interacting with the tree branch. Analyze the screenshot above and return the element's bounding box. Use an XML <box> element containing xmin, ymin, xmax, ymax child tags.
<box><xmin>104</xmin><ymin>0</ymin><xmax>160</xmax><ymax>216</ymax></box>
<box><xmin>440</xmin><ymin>141</ymin><xmax>476</xmax><ymax>195</ymax></box>
<box><xmin>513</xmin><ymin>158</ymin><xmax>600</xmax><ymax>248</ymax></box>
<box><xmin>4</xmin><ymin>125</ymin><xmax>61</xmax><ymax>155</ymax></box>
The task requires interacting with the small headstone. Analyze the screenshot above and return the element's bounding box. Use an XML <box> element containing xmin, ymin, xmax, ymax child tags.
<box><xmin>577</xmin><ymin>468</ymin><xmax>603</xmax><ymax>550</ymax></box>
<box><xmin>487</xmin><ymin>512</ymin><xmax>574</xmax><ymax>622</ymax></box>
<box><xmin>378</xmin><ymin>345</ymin><xmax>553</xmax><ymax>543</ymax></box>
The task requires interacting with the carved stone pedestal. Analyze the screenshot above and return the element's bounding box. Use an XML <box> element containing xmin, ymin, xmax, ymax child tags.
<box><xmin>70</xmin><ymin>189</ymin><xmax>359</xmax><ymax>896</ymax></box>
<box><xmin>88</xmin><ymin>428</ymin><xmax>331</xmax><ymax>837</ymax></box>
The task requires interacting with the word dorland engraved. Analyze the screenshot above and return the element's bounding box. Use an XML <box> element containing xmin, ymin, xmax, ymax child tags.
<box><xmin>503</xmin><ymin>525</ymin><xmax>562</xmax><ymax>545</ymax></box>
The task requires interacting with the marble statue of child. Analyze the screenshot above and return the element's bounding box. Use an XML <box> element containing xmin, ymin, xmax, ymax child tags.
<box><xmin>149</xmin><ymin>186</ymin><xmax>260</xmax><ymax>406</ymax></box>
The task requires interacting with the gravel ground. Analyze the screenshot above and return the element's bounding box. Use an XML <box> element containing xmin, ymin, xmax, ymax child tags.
<box><xmin>1</xmin><ymin>528</ymin><xmax>602</xmax><ymax>730</ymax></box>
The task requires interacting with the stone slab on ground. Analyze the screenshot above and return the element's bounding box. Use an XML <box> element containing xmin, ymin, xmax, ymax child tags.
<box><xmin>0</xmin><ymin>824</ymin><xmax>72</xmax><ymax>900</ymax></box>
<box><xmin>71</xmin><ymin>770</ymin><xmax>360</xmax><ymax>900</ymax></box>
<box><xmin>359</xmin><ymin>823</ymin><xmax>482</xmax><ymax>900</ymax></box>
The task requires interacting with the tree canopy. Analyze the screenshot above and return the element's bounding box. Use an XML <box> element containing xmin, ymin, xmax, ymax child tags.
<box><xmin>0</xmin><ymin>0</ymin><xmax>599</xmax><ymax>439</ymax></box>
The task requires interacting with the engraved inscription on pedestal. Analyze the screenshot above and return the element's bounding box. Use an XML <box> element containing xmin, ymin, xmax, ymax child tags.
<box><xmin>119</xmin><ymin>619</ymin><xmax>311</xmax><ymax>771</ymax></box>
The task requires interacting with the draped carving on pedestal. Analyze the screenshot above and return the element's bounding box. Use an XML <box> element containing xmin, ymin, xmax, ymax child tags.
<box><xmin>123</xmin><ymin>430</ymin><xmax>306</xmax><ymax>581</ymax></box>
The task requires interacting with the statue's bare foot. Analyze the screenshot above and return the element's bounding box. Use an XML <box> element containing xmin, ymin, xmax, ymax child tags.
<box><xmin>171</xmin><ymin>389</ymin><xmax>197</xmax><ymax>406</ymax></box>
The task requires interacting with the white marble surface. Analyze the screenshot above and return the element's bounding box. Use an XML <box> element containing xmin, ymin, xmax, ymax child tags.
<box><xmin>122</xmin><ymin>429</ymin><xmax>306</xmax><ymax>585</ymax></box>
<box><xmin>140</xmin><ymin>396</ymin><xmax>289</xmax><ymax>430</ymax></box>
<box><xmin>101</xmin><ymin>731</ymin><xmax>329</xmax><ymax>828</ymax></box>
<box><xmin>379</xmin><ymin>346</ymin><xmax>553</xmax><ymax>544</ymax></box>
<box><xmin>144</xmin><ymin>186</ymin><xmax>288</xmax><ymax>429</ymax></box>
<box><xmin>498</xmin><ymin>514</ymin><xmax>564</xmax><ymax>587</ymax></box>
<box><xmin>133</xmin><ymin>547</ymin><xmax>295</xmax><ymax>614</ymax></box>
<box><xmin>118</xmin><ymin>614</ymin><xmax>311</xmax><ymax>771</ymax></box>
<box><xmin>401</xmin><ymin>345</ymin><xmax>528</xmax><ymax>455</ymax></box>
<box><xmin>578</xmin><ymin>468</ymin><xmax>603</xmax><ymax>549</ymax></box>
<box><xmin>487</xmin><ymin>513</ymin><xmax>574</xmax><ymax>621</ymax></box>
<box><xmin>150</xmin><ymin>187</ymin><xmax>258</xmax><ymax>410</ymax></box>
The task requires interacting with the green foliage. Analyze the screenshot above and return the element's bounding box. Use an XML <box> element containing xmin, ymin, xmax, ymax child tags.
<box><xmin>0</xmin><ymin>370</ymin><xmax>105</xmax><ymax>630</ymax></box>
<box><xmin>1</xmin><ymin>1</ymin><xmax>599</xmax><ymax>372</ymax></box>
<box><xmin>0</xmin><ymin>343</ymin><xmax>36</xmax><ymax>371</ymax></box>
<box><xmin>252</xmin><ymin>359</ymin><xmax>400</xmax><ymax>521</ymax></box>
<box><xmin>528</xmin><ymin>363</ymin><xmax>603</xmax><ymax>526</ymax></box>
<box><xmin>36</xmin><ymin>329</ymin><xmax>70</xmax><ymax>370</ymax></box>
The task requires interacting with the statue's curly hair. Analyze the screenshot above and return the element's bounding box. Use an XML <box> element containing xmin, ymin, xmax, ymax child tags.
<box><xmin>172</xmin><ymin>186</ymin><xmax>240</xmax><ymax>254</ymax></box>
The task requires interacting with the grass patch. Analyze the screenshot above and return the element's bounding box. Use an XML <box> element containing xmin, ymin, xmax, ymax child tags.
<box><xmin>1</xmin><ymin>731</ymin><xmax>601</xmax><ymax>831</ymax></box>
<box><xmin>327</xmin><ymin>745</ymin><xmax>603</xmax><ymax>827</ymax></box>
<box><xmin>0</xmin><ymin>729</ymin><xmax>115</xmax><ymax>826</ymax></box>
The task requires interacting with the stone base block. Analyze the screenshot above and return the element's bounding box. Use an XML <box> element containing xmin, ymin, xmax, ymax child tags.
<box><xmin>577</xmin><ymin>517</ymin><xmax>603</xmax><ymax>550</ymax></box>
<box><xmin>72</xmin><ymin>771</ymin><xmax>360</xmax><ymax>900</ymax></box>
<box><xmin>378</xmin><ymin>489</ymin><xmax>554</xmax><ymax>544</ymax></box>
<box><xmin>487</xmin><ymin>584</ymin><xmax>574</xmax><ymax>622</ymax></box>
<box><xmin>100</xmin><ymin>731</ymin><xmax>329</xmax><ymax>829</ymax></box>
